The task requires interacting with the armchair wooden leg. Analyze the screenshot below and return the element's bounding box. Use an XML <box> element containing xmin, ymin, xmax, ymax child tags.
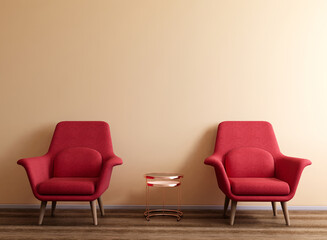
<box><xmin>272</xmin><ymin>201</ymin><xmax>277</xmax><ymax>216</ymax></box>
<box><xmin>97</xmin><ymin>197</ymin><xmax>105</xmax><ymax>217</ymax></box>
<box><xmin>223</xmin><ymin>196</ymin><xmax>230</xmax><ymax>218</ymax></box>
<box><xmin>230</xmin><ymin>200</ymin><xmax>237</xmax><ymax>226</ymax></box>
<box><xmin>38</xmin><ymin>201</ymin><xmax>47</xmax><ymax>225</ymax></box>
<box><xmin>281</xmin><ymin>201</ymin><xmax>290</xmax><ymax>226</ymax></box>
<box><xmin>51</xmin><ymin>201</ymin><xmax>57</xmax><ymax>217</ymax></box>
<box><xmin>90</xmin><ymin>200</ymin><xmax>98</xmax><ymax>225</ymax></box>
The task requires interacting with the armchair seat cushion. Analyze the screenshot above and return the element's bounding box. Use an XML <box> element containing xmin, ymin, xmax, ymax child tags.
<box><xmin>229</xmin><ymin>177</ymin><xmax>290</xmax><ymax>196</ymax></box>
<box><xmin>38</xmin><ymin>177</ymin><xmax>98</xmax><ymax>195</ymax></box>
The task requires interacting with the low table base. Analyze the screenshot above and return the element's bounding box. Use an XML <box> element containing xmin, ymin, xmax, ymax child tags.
<box><xmin>144</xmin><ymin>209</ymin><xmax>183</xmax><ymax>221</ymax></box>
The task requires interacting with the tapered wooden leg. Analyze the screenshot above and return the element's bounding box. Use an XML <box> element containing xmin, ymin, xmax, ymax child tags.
<box><xmin>38</xmin><ymin>201</ymin><xmax>47</xmax><ymax>225</ymax></box>
<box><xmin>223</xmin><ymin>196</ymin><xmax>230</xmax><ymax>218</ymax></box>
<box><xmin>90</xmin><ymin>200</ymin><xmax>98</xmax><ymax>225</ymax></box>
<box><xmin>230</xmin><ymin>200</ymin><xmax>237</xmax><ymax>226</ymax></box>
<box><xmin>281</xmin><ymin>201</ymin><xmax>290</xmax><ymax>226</ymax></box>
<box><xmin>272</xmin><ymin>201</ymin><xmax>277</xmax><ymax>216</ymax></box>
<box><xmin>51</xmin><ymin>201</ymin><xmax>57</xmax><ymax>217</ymax></box>
<box><xmin>97</xmin><ymin>197</ymin><xmax>105</xmax><ymax>217</ymax></box>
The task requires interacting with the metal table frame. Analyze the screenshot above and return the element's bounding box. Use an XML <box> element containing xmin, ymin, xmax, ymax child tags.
<box><xmin>144</xmin><ymin>173</ymin><xmax>183</xmax><ymax>221</ymax></box>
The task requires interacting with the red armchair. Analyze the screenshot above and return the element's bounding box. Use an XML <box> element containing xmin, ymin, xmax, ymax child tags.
<box><xmin>18</xmin><ymin>121</ymin><xmax>122</xmax><ymax>225</ymax></box>
<box><xmin>205</xmin><ymin>121</ymin><xmax>311</xmax><ymax>226</ymax></box>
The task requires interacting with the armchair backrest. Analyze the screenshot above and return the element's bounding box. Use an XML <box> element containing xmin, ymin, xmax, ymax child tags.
<box><xmin>215</xmin><ymin>121</ymin><xmax>281</xmax><ymax>164</ymax></box>
<box><xmin>53</xmin><ymin>147</ymin><xmax>102</xmax><ymax>177</ymax></box>
<box><xmin>48</xmin><ymin>121</ymin><xmax>114</xmax><ymax>159</ymax></box>
<box><xmin>48</xmin><ymin>121</ymin><xmax>114</xmax><ymax>178</ymax></box>
<box><xmin>225</xmin><ymin>147</ymin><xmax>275</xmax><ymax>177</ymax></box>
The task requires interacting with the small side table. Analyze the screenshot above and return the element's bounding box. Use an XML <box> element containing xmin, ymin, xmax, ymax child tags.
<box><xmin>144</xmin><ymin>173</ymin><xmax>183</xmax><ymax>221</ymax></box>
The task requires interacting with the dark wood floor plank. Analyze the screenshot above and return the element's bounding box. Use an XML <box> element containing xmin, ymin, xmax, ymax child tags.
<box><xmin>0</xmin><ymin>209</ymin><xmax>326</xmax><ymax>240</ymax></box>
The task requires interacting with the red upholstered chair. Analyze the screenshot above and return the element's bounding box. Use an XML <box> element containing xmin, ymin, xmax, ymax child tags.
<box><xmin>17</xmin><ymin>121</ymin><xmax>122</xmax><ymax>225</ymax></box>
<box><xmin>204</xmin><ymin>121</ymin><xmax>311</xmax><ymax>226</ymax></box>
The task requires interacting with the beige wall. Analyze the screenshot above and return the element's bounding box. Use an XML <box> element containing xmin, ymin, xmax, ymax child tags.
<box><xmin>0</xmin><ymin>0</ymin><xmax>326</xmax><ymax>206</ymax></box>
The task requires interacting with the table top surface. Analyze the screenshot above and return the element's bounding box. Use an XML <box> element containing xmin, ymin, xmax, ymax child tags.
<box><xmin>146</xmin><ymin>180</ymin><xmax>181</xmax><ymax>187</ymax></box>
<box><xmin>144</xmin><ymin>173</ymin><xmax>183</xmax><ymax>179</ymax></box>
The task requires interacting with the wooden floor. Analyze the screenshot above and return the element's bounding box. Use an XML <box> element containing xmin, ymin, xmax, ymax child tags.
<box><xmin>0</xmin><ymin>208</ymin><xmax>326</xmax><ymax>240</ymax></box>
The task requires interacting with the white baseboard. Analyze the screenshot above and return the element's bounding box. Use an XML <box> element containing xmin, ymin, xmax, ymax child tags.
<box><xmin>0</xmin><ymin>204</ymin><xmax>326</xmax><ymax>211</ymax></box>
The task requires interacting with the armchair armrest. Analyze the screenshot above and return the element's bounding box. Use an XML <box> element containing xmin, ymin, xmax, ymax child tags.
<box><xmin>104</xmin><ymin>155</ymin><xmax>123</xmax><ymax>168</ymax></box>
<box><xmin>95</xmin><ymin>155</ymin><xmax>123</xmax><ymax>195</ymax></box>
<box><xmin>205</xmin><ymin>154</ymin><xmax>231</xmax><ymax>195</ymax></box>
<box><xmin>17</xmin><ymin>154</ymin><xmax>52</xmax><ymax>194</ymax></box>
<box><xmin>204</xmin><ymin>154</ymin><xmax>220</xmax><ymax>166</ymax></box>
<box><xmin>275</xmin><ymin>155</ymin><xmax>311</xmax><ymax>194</ymax></box>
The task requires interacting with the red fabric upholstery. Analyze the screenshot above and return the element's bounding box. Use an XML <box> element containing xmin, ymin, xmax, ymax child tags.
<box><xmin>38</xmin><ymin>178</ymin><xmax>98</xmax><ymax>195</ymax></box>
<box><xmin>225</xmin><ymin>147</ymin><xmax>274</xmax><ymax>178</ymax></box>
<box><xmin>214</xmin><ymin>121</ymin><xmax>281</xmax><ymax>159</ymax></box>
<box><xmin>204</xmin><ymin>121</ymin><xmax>311</xmax><ymax>202</ymax></box>
<box><xmin>17</xmin><ymin>121</ymin><xmax>123</xmax><ymax>201</ymax></box>
<box><xmin>229</xmin><ymin>178</ymin><xmax>290</xmax><ymax>196</ymax></box>
<box><xmin>53</xmin><ymin>147</ymin><xmax>102</xmax><ymax>178</ymax></box>
<box><xmin>49</xmin><ymin>121</ymin><xmax>113</xmax><ymax>160</ymax></box>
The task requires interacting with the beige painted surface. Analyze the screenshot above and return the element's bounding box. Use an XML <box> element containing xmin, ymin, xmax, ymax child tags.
<box><xmin>0</xmin><ymin>0</ymin><xmax>326</xmax><ymax>206</ymax></box>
